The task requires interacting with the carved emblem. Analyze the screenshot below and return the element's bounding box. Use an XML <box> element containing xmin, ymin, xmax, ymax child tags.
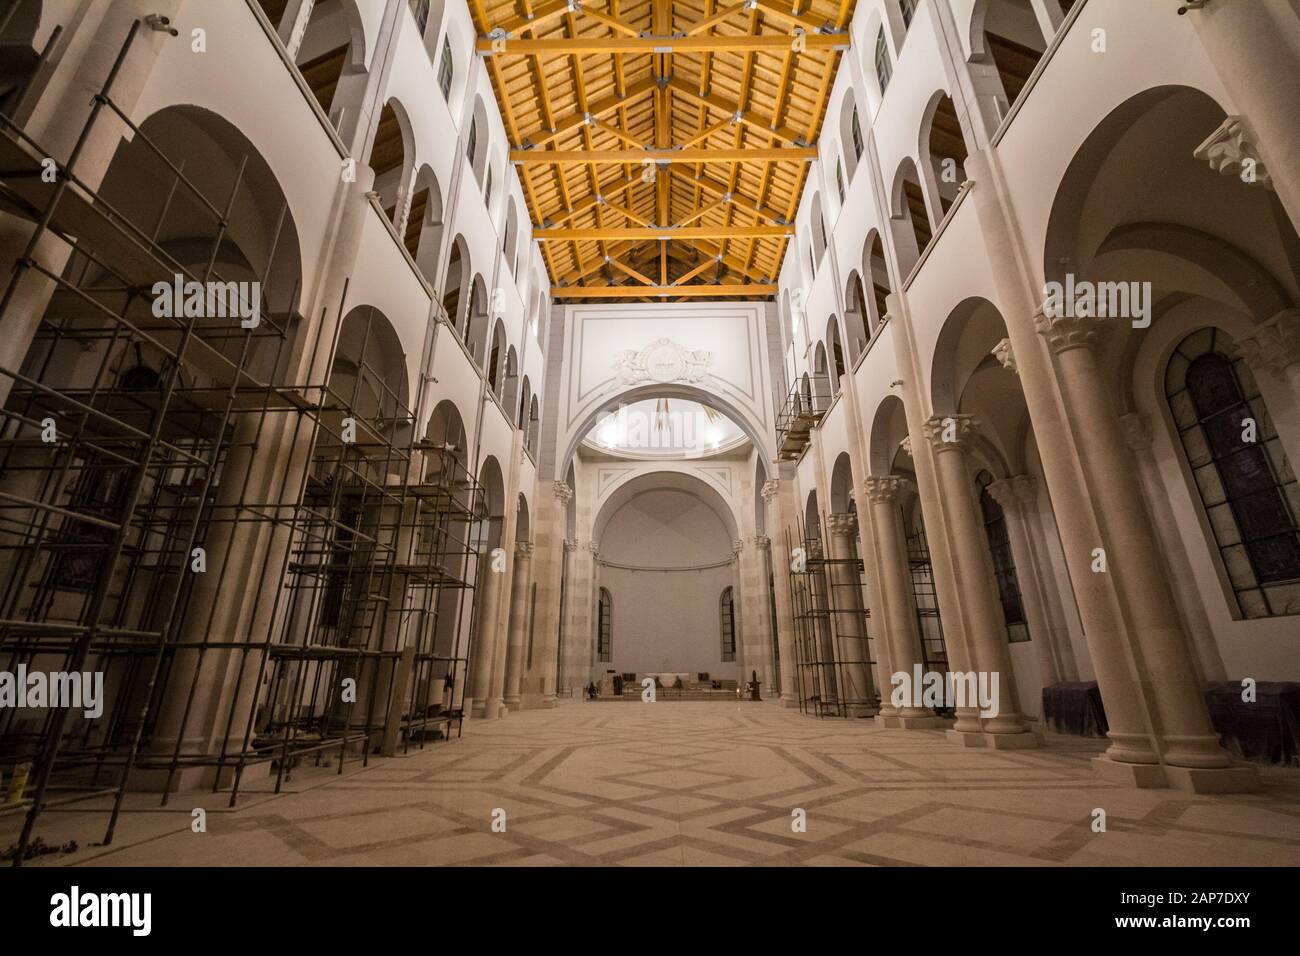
<box><xmin>613</xmin><ymin>338</ymin><xmax>713</xmax><ymax>385</ymax></box>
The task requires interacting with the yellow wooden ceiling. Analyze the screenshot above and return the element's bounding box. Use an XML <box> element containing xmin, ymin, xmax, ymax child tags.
<box><xmin>469</xmin><ymin>0</ymin><xmax>855</xmax><ymax>301</ymax></box>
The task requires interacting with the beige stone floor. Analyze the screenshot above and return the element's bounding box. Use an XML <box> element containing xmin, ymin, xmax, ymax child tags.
<box><xmin>8</xmin><ymin>699</ymin><xmax>1300</xmax><ymax>866</ymax></box>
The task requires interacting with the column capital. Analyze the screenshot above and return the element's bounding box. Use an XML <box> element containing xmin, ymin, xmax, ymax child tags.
<box><xmin>553</xmin><ymin>481</ymin><xmax>574</xmax><ymax>502</ymax></box>
<box><xmin>1234</xmin><ymin>309</ymin><xmax>1300</xmax><ymax>378</ymax></box>
<box><xmin>986</xmin><ymin>475</ymin><xmax>1036</xmax><ymax>511</ymax></box>
<box><xmin>1033</xmin><ymin>303</ymin><xmax>1119</xmax><ymax>354</ymax></box>
<box><xmin>732</xmin><ymin>538</ymin><xmax>745</xmax><ymax>555</ymax></box>
<box><xmin>923</xmin><ymin>414</ymin><xmax>980</xmax><ymax>452</ymax></box>
<box><xmin>585</xmin><ymin>540</ymin><xmax>600</xmax><ymax>557</ymax></box>
<box><xmin>992</xmin><ymin>337</ymin><xmax>1017</xmax><ymax>373</ymax></box>
<box><xmin>1194</xmin><ymin>115</ymin><xmax>1272</xmax><ymax>191</ymax></box>
<box><xmin>898</xmin><ymin>435</ymin><xmax>913</xmax><ymax>456</ymax></box>
<box><xmin>861</xmin><ymin>475</ymin><xmax>914</xmax><ymax>503</ymax></box>
<box><xmin>825</xmin><ymin>512</ymin><xmax>858</xmax><ymax>537</ymax></box>
<box><xmin>1119</xmin><ymin>411</ymin><xmax>1152</xmax><ymax>452</ymax></box>
<box><xmin>753</xmin><ymin>534</ymin><xmax>771</xmax><ymax>551</ymax></box>
<box><xmin>563</xmin><ymin>539</ymin><xmax>578</xmax><ymax>553</ymax></box>
<box><xmin>515</xmin><ymin>540</ymin><xmax>535</xmax><ymax>557</ymax></box>
<box><xmin>760</xmin><ymin>478</ymin><xmax>782</xmax><ymax>501</ymax></box>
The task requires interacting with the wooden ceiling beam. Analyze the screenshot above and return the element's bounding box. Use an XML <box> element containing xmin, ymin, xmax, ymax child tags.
<box><xmin>536</xmin><ymin>225</ymin><xmax>793</xmax><ymax>241</ymax></box>
<box><xmin>749</xmin><ymin>0</ymin><xmax>834</xmax><ymax>33</ymax></box>
<box><xmin>666</xmin><ymin>167</ymin><xmax>786</xmax><ymax>224</ymax></box>
<box><xmin>553</xmin><ymin>284</ymin><xmax>777</xmax><ymax>298</ymax></box>
<box><xmin>686</xmin><ymin>1</ymin><xmax>749</xmax><ymax>35</ymax></box>
<box><xmin>478</xmin><ymin>34</ymin><xmax>850</xmax><ymax>54</ymax></box>
<box><xmin>526</xmin><ymin>77</ymin><xmax>656</xmax><ymax>148</ymax></box>
<box><xmin>608</xmin><ymin>256</ymin><xmax>658</xmax><ymax>286</ymax></box>
<box><xmin>512</xmin><ymin>147</ymin><xmax>816</xmax><ymax>164</ymax></box>
<box><xmin>666</xmin><ymin>77</ymin><xmax>806</xmax><ymax>148</ymax></box>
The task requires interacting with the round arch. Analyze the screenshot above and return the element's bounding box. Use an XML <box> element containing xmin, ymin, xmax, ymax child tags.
<box><xmin>559</xmin><ymin>382</ymin><xmax>774</xmax><ymax>484</ymax></box>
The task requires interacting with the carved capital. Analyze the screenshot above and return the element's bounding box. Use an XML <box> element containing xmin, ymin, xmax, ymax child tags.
<box><xmin>898</xmin><ymin>435</ymin><xmax>913</xmax><ymax>456</ymax></box>
<box><xmin>753</xmin><ymin>534</ymin><xmax>771</xmax><ymax>551</ymax></box>
<box><xmin>1235</xmin><ymin>309</ymin><xmax>1300</xmax><ymax>378</ymax></box>
<box><xmin>1008</xmin><ymin>474</ymin><xmax>1038</xmax><ymax>504</ymax></box>
<box><xmin>563</xmin><ymin>539</ymin><xmax>578</xmax><ymax>553</ymax></box>
<box><xmin>553</xmin><ymin>481</ymin><xmax>574</xmax><ymax>502</ymax></box>
<box><xmin>923</xmin><ymin>414</ymin><xmax>979</xmax><ymax>452</ymax></box>
<box><xmin>861</xmin><ymin>475</ymin><xmax>913</xmax><ymax>504</ymax></box>
<box><xmin>515</xmin><ymin>540</ymin><xmax>535</xmax><ymax>558</ymax></box>
<box><xmin>992</xmin><ymin>337</ymin><xmax>1017</xmax><ymax>373</ymax></box>
<box><xmin>1119</xmin><ymin>412</ymin><xmax>1152</xmax><ymax>452</ymax></box>
<box><xmin>732</xmin><ymin>538</ymin><xmax>746</xmax><ymax>556</ymax></box>
<box><xmin>1194</xmin><ymin>115</ymin><xmax>1272</xmax><ymax>191</ymax></box>
<box><xmin>1033</xmin><ymin>303</ymin><xmax>1118</xmax><ymax>354</ymax></box>
<box><xmin>760</xmin><ymin>478</ymin><xmax>782</xmax><ymax>502</ymax></box>
<box><xmin>825</xmin><ymin>512</ymin><xmax>859</xmax><ymax>537</ymax></box>
<box><xmin>985</xmin><ymin>475</ymin><xmax>1036</xmax><ymax>514</ymax></box>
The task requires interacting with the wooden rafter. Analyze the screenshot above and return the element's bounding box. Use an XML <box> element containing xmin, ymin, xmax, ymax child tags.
<box><xmin>472</xmin><ymin>0</ymin><xmax>854</xmax><ymax>299</ymax></box>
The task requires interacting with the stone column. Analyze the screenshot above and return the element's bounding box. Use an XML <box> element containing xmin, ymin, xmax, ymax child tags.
<box><xmin>753</xmin><ymin>535</ymin><xmax>778</xmax><ymax>693</ymax></box>
<box><xmin>503</xmin><ymin>541</ymin><xmax>534</xmax><ymax>710</ymax></box>
<box><xmin>278</xmin><ymin>0</ymin><xmax>316</xmax><ymax>57</ymax></box>
<box><xmin>824</xmin><ymin>513</ymin><xmax>877</xmax><ymax>717</ymax></box>
<box><xmin>468</xmin><ymin>547</ymin><xmax>508</xmax><ymax>720</ymax></box>
<box><xmin>524</xmin><ymin>481</ymin><xmax>571</xmax><ymax>708</ymax></box>
<box><xmin>1117</xmin><ymin>414</ymin><xmax>1225</xmax><ymax>683</ymax></box>
<box><xmin>1189</xmin><ymin>3</ymin><xmax>1300</xmax><ymax>228</ymax></box>
<box><xmin>923</xmin><ymin>415</ymin><xmax>1035</xmax><ymax>745</ymax></box>
<box><xmin>860</xmin><ymin>476</ymin><xmax>940</xmax><ymax>728</ymax></box>
<box><xmin>985</xmin><ymin>476</ymin><xmax>1065</xmax><ymax>688</ymax></box>
<box><xmin>731</xmin><ymin>539</ymin><xmax>747</xmax><ymax>679</ymax></box>
<box><xmin>762</xmin><ymin>478</ymin><xmax>801</xmax><ymax>708</ymax></box>
<box><xmin>1035</xmin><ymin>310</ymin><xmax>1238</xmax><ymax>775</ymax></box>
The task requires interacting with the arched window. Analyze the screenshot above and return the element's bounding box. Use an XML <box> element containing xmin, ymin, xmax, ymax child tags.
<box><xmin>975</xmin><ymin>471</ymin><xmax>1029</xmax><ymax>642</ymax></box>
<box><xmin>409</xmin><ymin>0</ymin><xmax>431</xmax><ymax>34</ymax></box>
<box><xmin>597</xmin><ymin>588</ymin><xmax>613</xmax><ymax>662</ymax></box>
<box><xmin>875</xmin><ymin>29</ymin><xmax>892</xmax><ymax>94</ymax></box>
<box><xmin>850</xmin><ymin>106</ymin><xmax>864</xmax><ymax>160</ymax></box>
<box><xmin>720</xmin><ymin>587</ymin><xmax>736</xmax><ymax>662</ymax></box>
<box><xmin>899</xmin><ymin>0</ymin><xmax>917</xmax><ymax>30</ymax></box>
<box><xmin>835</xmin><ymin>160</ymin><xmax>845</xmax><ymax>203</ymax></box>
<box><xmin>437</xmin><ymin>36</ymin><xmax>454</xmax><ymax>100</ymax></box>
<box><xmin>1165</xmin><ymin>328</ymin><xmax>1300</xmax><ymax>618</ymax></box>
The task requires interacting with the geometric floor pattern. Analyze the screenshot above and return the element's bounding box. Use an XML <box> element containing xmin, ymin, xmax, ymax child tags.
<box><xmin>12</xmin><ymin>700</ymin><xmax>1300</xmax><ymax>866</ymax></box>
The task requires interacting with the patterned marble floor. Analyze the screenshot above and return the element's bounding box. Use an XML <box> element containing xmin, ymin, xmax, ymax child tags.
<box><xmin>10</xmin><ymin>699</ymin><xmax>1300</xmax><ymax>866</ymax></box>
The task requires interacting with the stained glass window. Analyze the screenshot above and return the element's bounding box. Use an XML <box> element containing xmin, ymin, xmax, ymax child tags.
<box><xmin>1165</xmin><ymin>327</ymin><xmax>1300</xmax><ymax>618</ymax></box>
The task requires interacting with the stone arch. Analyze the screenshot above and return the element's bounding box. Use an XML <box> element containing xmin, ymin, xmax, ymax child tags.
<box><xmin>891</xmin><ymin>156</ymin><xmax>932</xmax><ymax>276</ymax></box>
<box><xmin>829</xmin><ymin>452</ymin><xmax>856</xmax><ymax>514</ymax></box>
<box><xmin>559</xmin><ymin>383</ymin><xmax>773</xmax><ymax>484</ymax></box>
<box><xmin>441</xmin><ymin>233</ymin><xmax>471</xmax><ymax>326</ymax></box>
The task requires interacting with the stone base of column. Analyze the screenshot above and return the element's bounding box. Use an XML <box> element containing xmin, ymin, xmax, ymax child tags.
<box><xmin>877</xmin><ymin>714</ymin><xmax>944</xmax><ymax>729</ymax></box>
<box><xmin>540</xmin><ymin>695</ymin><xmax>557</xmax><ymax>709</ymax></box>
<box><xmin>1091</xmin><ymin>756</ymin><xmax>1178</xmax><ymax>789</ymax></box>
<box><xmin>946</xmin><ymin>729</ymin><xmax>987</xmax><ymax>747</ymax></box>
<box><xmin>504</xmin><ymin>696</ymin><xmax>522</xmax><ymax>711</ymax></box>
<box><xmin>986</xmin><ymin>730</ymin><xmax>1041</xmax><ymax>750</ymax></box>
<box><xmin>845</xmin><ymin>703</ymin><xmax>878</xmax><ymax>718</ymax></box>
<box><xmin>1164</xmin><ymin>763</ymin><xmax>1261</xmax><ymax>794</ymax></box>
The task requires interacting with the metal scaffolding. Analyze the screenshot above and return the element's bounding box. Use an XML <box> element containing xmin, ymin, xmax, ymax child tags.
<box><xmin>784</xmin><ymin>512</ymin><xmax>877</xmax><ymax>719</ymax></box>
<box><xmin>0</xmin><ymin>20</ymin><xmax>483</xmax><ymax>865</ymax></box>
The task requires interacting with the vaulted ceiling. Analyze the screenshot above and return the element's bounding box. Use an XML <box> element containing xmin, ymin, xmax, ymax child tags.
<box><xmin>469</xmin><ymin>0</ymin><xmax>856</xmax><ymax>302</ymax></box>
